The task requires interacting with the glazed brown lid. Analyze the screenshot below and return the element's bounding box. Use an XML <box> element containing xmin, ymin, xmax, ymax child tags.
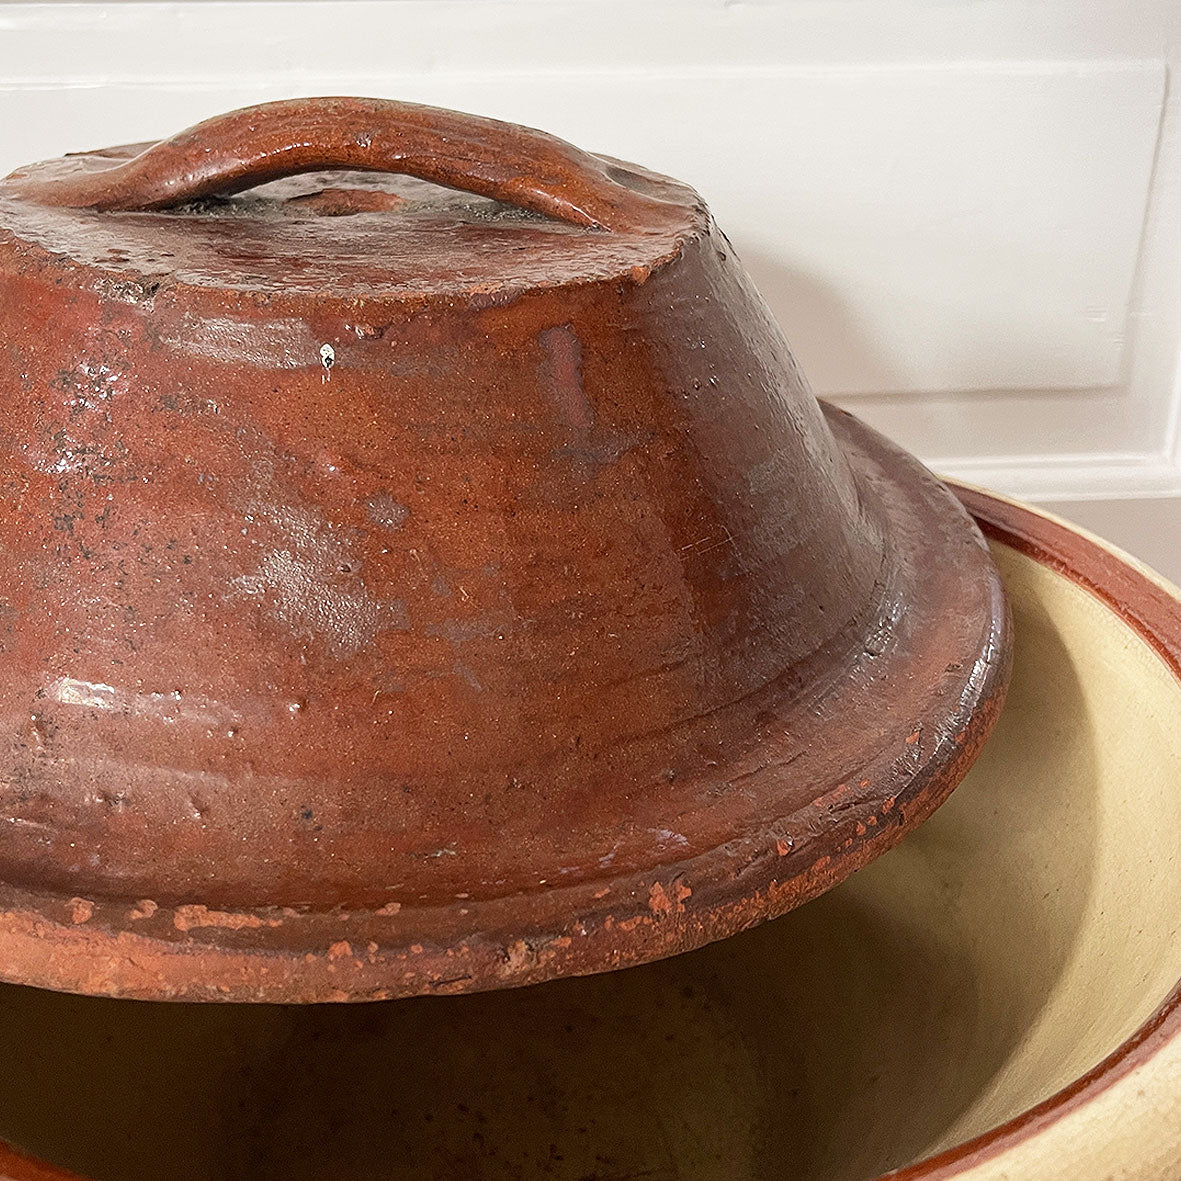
<box><xmin>0</xmin><ymin>98</ymin><xmax>1010</xmax><ymax>1002</ymax></box>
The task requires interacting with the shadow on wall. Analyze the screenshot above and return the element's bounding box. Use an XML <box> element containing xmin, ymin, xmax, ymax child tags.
<box><xmin>734</xmin><ymin>250</ymin><xmax>1139</xmax><ymax>488</ymax></box>
<box><xmin>739</xmin><ymin>249</ymin><xmax>905</xmax><ymax>398</ymax></box>
<box><xmin>736</xmin><ymin>250</ymin><xmax>978</xmax><ymax>464</ymax></box>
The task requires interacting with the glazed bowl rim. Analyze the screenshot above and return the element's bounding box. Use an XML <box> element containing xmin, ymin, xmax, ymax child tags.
<box><xmin>884</xmin><ymin>484</ymin><xmax>1181</xmax><ymax>1179</ymax></box>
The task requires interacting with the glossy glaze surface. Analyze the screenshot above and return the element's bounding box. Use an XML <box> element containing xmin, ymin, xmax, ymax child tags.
<box><xmin>0</xmin><ymin>98</ymin><xmax>1008</xmax><ymax>1000</ymax></box>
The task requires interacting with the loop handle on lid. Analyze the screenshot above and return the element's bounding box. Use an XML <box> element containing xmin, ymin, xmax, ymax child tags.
<box><xmin>6</xmin><ymin>97</ymin><xmax>665</xmax><ymax>232</ymax></box>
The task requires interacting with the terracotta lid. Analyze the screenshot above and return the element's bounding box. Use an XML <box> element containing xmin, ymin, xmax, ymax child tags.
<box><xmin>0</xmin><ymin>98</ymin><xmax>1010</xmax><ymax>1001</ymax></box>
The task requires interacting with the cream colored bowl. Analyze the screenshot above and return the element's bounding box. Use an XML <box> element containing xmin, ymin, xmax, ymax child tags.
<box><xmin>1</xmin><ymin>488</ymin><xmax>1179</xmax><ymax>1181</ymax></box>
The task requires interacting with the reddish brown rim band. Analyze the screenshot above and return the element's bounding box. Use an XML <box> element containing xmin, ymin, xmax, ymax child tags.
<box><xmin>881</xmin><ymin>484</ymin><xmax>1181</xmax><ymax>1179</ymax></box>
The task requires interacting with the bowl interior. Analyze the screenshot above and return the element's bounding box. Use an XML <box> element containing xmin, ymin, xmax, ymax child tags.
<box><xmin>1</xmin><ymin>534</ymin><xmax>1179</xmax><ymax>1181</ymax></box>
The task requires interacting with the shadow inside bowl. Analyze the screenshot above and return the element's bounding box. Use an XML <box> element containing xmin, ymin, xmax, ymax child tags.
<box><xmin>1</xmin><ymin>538</ymin><xmax>1180</xmax><ymax>1181</ymax></box>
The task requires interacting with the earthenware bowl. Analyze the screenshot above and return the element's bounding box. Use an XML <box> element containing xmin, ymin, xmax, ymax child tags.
<box><xmin>0</xmin><ymin>488</ymin><xmax>1174</xmax><ymax>1178</ymax></box>
<box><xmin>0</xmin><ymin>98</ymin><xmax>1007</xmax><ymax>1001</ymax></box>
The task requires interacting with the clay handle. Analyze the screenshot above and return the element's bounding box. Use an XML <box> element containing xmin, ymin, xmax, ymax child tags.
<box><xmin>8</xmin><ymin>96</ymin><xmax>661</xmax><ymax>232</ymax></box>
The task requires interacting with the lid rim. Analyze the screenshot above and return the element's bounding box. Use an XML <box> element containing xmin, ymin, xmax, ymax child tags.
<box><xmin>0</xmin><ymin>405</ymin><xmax>1011</xmax><ymax>1003</ymax></box>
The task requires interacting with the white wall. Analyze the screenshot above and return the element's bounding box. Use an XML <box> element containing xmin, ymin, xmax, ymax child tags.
<box><xmin>2</xmin><ymin>0</ymin><xmax>1180</xmax><ymax>573</ymax></box>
